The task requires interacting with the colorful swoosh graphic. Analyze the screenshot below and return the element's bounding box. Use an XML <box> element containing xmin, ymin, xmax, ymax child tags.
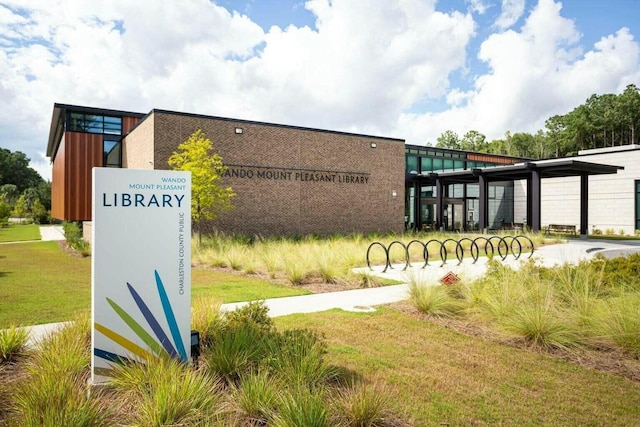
<box><xmin>94</xmin><ymin>269</ymin><xmax>187</xmax><ymax>366</ymax></box>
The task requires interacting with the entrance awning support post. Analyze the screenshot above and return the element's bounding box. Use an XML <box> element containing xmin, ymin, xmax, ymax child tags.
<box><xmin>580</xmin><ymin>173</ymin><xmax>588</xmax><ymax>238</ymax></box>
<box><xmin>530</xmin><ymin>167</ymin><xmax>541</xmax><ymax>233</ymax></box>
<box><xmin>476</xmin><ymin>170</ymin><xmax>488</xmax><ymax>233</ymax></box>
<box><xmin>413</xmin><ymin>180</ymin><xmax>421</xmax><ymax>232</ymax></box>
<box><xmin>435</xmin><ymin>176</ymin><xmax>443</xmax><ymax>231</ymax></box>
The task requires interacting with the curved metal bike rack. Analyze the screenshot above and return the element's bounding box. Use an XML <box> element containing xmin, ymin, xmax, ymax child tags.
<box><xmin>366</xmin><ymin>235</ymin><xmax>535</xmax><ymax>271</ymax></box>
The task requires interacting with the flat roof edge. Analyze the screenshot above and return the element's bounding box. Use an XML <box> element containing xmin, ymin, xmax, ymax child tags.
<box><xmin>149</xmin><ymin>109</ymin><xmax>405</xmax><ymax>142</ymax></box>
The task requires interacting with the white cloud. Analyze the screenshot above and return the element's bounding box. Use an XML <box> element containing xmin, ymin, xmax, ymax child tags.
<box><xmin>466</xmin><ymin>0</ymin><xmax>490</xmax><ymax>15</ymax></box>
<box><xmin>0</xmin><ymin>0</ymin><xmax>639</xmax><ymax>182</ymax></box>
<box><xmin>399</xmin><ymin>0</ymin><xmax>640</xmax><ymax>145</ymax></box>
<box><xmin>494</xmin><ymin>0</ymin><xmax>526</xmax><ymax>30</ymax></box>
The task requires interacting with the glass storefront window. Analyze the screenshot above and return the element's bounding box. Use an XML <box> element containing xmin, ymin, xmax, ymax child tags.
<box><xmin>406</xmin><ymin>155</ymin><xmax>418</xmax><ymax>173</ymax></box>
<box><xmin>444</xmin><ymin>159</ymin><xmax>454</xmax><ymax>171</ymax></box>
<box><xmin>421</xmin><ymin>186</ymin><xmax>435</xmax><ymax>197</ymax></box>
<box><xmin>421</xmin><ymin>157</ymin><xmax>432</xmax><ymax>173</ymax></box>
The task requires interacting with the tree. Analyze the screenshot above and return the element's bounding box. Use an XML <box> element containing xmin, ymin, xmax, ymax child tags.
<box><xmin>435</xmin><ymin>130</ymin><xmax>460</xmax><ymax>149</ymax></box>
<box><xmin>0</xmin><ymin>184</ymin><xmax>19</xmax><ymax>206</ymax></box>
<box><xmin>168</xmin><ymin>129</ymin><xmax>235</xmax><ymax>245</ymax></box>
<box><xmin>31</xmin><ymin>199</ymin><xmax>48</xmax><ymax>224</ymax></box>
<box><xmin>461</xmin><ymin>130</ymin><xmax>488</xmax><ymax>152</ymax></box>
<box><xmin>12</xmin><ymin>194</ymin><xmax>28</xmax><ymax>223</ymax></box>
<box><xmin>0</xmin><ymin>148</ymin><xmax>43</xmax><ymax>192</ymax></box>
<box><xmin>0</xmin><ymin>198</ymin><xmax>10</xmax><ymax>224</ymax></box>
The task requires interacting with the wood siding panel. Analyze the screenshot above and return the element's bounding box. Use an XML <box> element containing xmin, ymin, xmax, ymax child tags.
<box><xmin>50</xmin><ymin>137</ymin><xmax>66</xmax><ymax>220</ymax></box>
<box><xmin>123</xmin><ymin>116</ymin><xmax>142</xmax><ymax>134</ymax></box>
<box><xmin>63</xmin><ymin>132</ymin><xmax>103</xmax><ymax>221</ymax></box>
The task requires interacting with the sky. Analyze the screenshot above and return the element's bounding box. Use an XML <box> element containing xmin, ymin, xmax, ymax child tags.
<box><xmin>1</xmin><ymin>0</ymin><xmax>640</xmax><ymax>181</ymax></box>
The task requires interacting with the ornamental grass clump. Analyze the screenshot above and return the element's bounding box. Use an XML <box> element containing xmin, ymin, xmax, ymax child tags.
<box><xmin>0</xmin><ymin>326</ymin><xmax>29</xmax><ymax>363</ymax></box>
<box><xmin>271</xmin><ymin>386</ymin><xmax>332</xmax><ymax>427</ymax></box>
<box><xmin>191</xmin><ymin>296</ymin><xmax>225</xmax><ymax>348</ymax></box>
<box><xmin>501</xmin><ymin>283</ymin><xmax>581</xmax><ymax>349</ymax></box>
<box><xmin>12</xmin><ymin>314</ymin><xmax>106</xmax><ymax>426</ymax></box>
<box><xmin>596</xmin><ymin>293</ymin><xmax>640</xmax><ymax>358</ymax></box>
<box><xmin>407</xmin><ymin>272</ymin><xmax>466</xmax><ymax>317</ymax></box>
<box><xmin>109</xmin><ymin>355</ymin><xmax>223</xmax><ymax>426</ymax></box>
<box><xmin>205</xmin><ymin>322</ymin><xmax>270</xmax><ymax>385</ymax></box>
<box><xmin>232</xmin><ymin>370</ymin><xmax>281</xmax><ymax>424</ymax></box>
<box><xmin>263</xmin><ymin>328</ymin><xmax>337</xmax><ymax>388</ymax></box>
<box><xmin>333</xmin><ymin>380</ymin><xmax>391</xmax><ymax>427</ymax></box>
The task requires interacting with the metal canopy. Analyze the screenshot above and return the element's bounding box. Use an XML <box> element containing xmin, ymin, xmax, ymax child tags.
<box><xmin>411</xmin><ymin>159</ymin><xmax>623</xmax><ymax>183</ymax></box>
<box><xmin>407</xmin><ymin>159</ymin><xmax>624</xmax><ymax>235</ymax></box>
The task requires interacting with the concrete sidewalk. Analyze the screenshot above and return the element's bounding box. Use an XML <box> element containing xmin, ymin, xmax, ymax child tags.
<box><xmin>17</xmin><ymin>238</ymin><xmax>640</xmax><ymax>346</ymax></box>
<box><xmin>39</xmin><ymin>225</ymin><xmax>65</xmax><ymax>241</ymax></box>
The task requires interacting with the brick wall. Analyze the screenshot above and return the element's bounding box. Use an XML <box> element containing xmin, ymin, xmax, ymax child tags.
<box><xmin>122</xmin><ymin>114</ymin><xmax>155</xmax><ymax>169</ymax></box>
<box><xmin>146</xmin><ymin>110</ymin><xmax>405</xmax><ymax>236</ymax></box>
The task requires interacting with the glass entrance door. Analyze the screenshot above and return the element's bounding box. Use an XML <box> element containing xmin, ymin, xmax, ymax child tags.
<box><xmin>443</xmin><ymin>201</ymin><xmax>464</xmax><ymax>231</ymax></box>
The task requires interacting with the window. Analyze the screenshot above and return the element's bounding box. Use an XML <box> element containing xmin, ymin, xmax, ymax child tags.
<box><xmin>636</xmin><ymin>180</ymin><xmax>640</xmax><ymax>231</ymax></box>
<box><xmin>443</xmin><ymin>159</ymin><xmax>454</xmax><ymax>171</ymax></box>
<box><xmin>421</xmin><ymin>157</ymin><xmax>432</xmax><ymax>173</ymax></box>
<box><xmin>104</xmin><ymin>137</ymin><xmax>122</xmax><ymax>168</ymax></box>
<box><xmin>68</xmin><ymin>112</ymin><xmax>122</xmax><ymax>135</ymax></box>
<box><xmin>406</xmin><ymin>156</ymin><xmax>418</xmax><ymax>173</ymax></box>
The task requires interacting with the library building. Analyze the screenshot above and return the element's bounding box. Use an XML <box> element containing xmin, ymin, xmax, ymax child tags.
<box><xmin>46</xmin><ymin>103</ymin><xmax>640</xmax><ymax>237</ymax></box>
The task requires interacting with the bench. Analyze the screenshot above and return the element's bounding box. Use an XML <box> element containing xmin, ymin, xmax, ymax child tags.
<box><xmin>544</xmin><ymin>224</ymin><xmax>577</xmax><ymax>235</ymax></box>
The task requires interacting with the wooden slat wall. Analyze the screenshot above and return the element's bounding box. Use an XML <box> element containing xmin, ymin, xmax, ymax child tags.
<box><xmin>123</xmin><ymin>116</ymin><xmax>142</xmax><ymax>134</ymax></box>
<box><xmin>62</xmin><ymin>132</ymin><xmax>103</xmax><ymax>221</ymax></box>
<box><xmin>51</xmin><ymin>115</ymin><xmax>142</xmax><ymax>221</ymax></box>
<box><xmin>50</xmin><ymin>137</ymin><xmax>67</xmax><ymax>220</ymax></box>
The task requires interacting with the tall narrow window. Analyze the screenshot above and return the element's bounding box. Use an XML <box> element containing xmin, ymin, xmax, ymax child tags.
<box><xmin>104</xmin><ymin>137</ymin><xmax>122</xmax><ymax>168</ymax></box>
<box><xmin>636</xmin><ymin>180</ymin><xmax>640</xmax><ymax>231</ymax></box>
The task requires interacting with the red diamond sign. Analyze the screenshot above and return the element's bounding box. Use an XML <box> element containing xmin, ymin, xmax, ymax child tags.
<box><xmin>439</xmin><ymin>271</ymin><xmax>460</xmax><ymax>286</ymax></box>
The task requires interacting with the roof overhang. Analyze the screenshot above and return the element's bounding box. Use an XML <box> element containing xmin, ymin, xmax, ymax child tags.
<box><xmin>407</xmin><ymin>159</ymin><xmax>624</xmax><ymax>185</ymax></box>
<box><xmin>46</xmin><ymin>103</ymin><xmax>146</xmax><ymax>161</ymax></box>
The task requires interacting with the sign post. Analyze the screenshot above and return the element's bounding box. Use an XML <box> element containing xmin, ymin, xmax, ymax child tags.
<box><xmin>91</xmin><ymin>168</ymin><xmax>191</xmax><ymax>382</ymax></box>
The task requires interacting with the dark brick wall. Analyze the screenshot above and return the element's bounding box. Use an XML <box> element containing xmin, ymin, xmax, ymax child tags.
<box><xmin>149</xmin><ymin>111</ymin><xmax>405</xmax><ymax>236</ymax></box>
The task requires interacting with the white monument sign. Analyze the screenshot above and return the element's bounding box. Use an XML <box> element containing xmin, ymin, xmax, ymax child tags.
<box><xmin>91</xmin><ymin>168</ymin><xmax>191</xmax><ymax>381</ymax></box>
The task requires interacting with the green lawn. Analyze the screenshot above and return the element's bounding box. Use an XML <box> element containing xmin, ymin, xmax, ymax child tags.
<box><xmin>0</xmin><ymin>223</ymin><xmax>40</xmax><ymax>242</ymax></box>
<box><xmin>276</xmin><ymin>308</ymin><xmax>640</xmax><ymax>426</ymax></box>
<box><xmin>192</xmin><ymin>269</ymin><xmax>310</xmax><ymax>302</ymax></box>
<box><xmin>0</xmin><ymin>241</ymin><xmax>309</xmax><ymax>328</ymax></box>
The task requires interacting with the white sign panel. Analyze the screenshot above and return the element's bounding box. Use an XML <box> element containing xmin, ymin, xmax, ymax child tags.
<box><xmin>91</xmin><ymin>168</ymin><xmax>191</xmax><ymax>381</ymax></box>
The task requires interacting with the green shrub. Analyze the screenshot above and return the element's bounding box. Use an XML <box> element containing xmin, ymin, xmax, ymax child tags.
<box><xmin>596</xmin><ymin>253</ymin><xmax>640</xmax><ymax>291</ymax></box>
<box><xmin>0</xmin><ymin>199</ymin><xmax>11</xmax><ymax>222</ymax></box>
<box><xmin>62</xmin><ymin>221</ymin><xmax>91</xmax><ymax>255</ymax></box>
<box><xmin>225</xmin><ymin>300</ymin><xmax>274</xmax><ymax>332</ymax></box>
<box><xmin>62</xmin><ymin>221</ymin><xmax>83</xmax><ymax>243</ymax></box>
